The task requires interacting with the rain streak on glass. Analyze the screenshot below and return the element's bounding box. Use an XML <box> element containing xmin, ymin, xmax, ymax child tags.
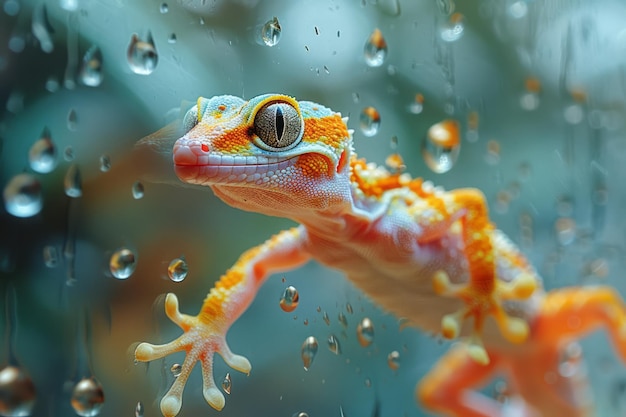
<box><xmin>0</xmin><ymin>365</ymin><xmax>37</xmax><ymax>417</ymax></box>
<box><xmin>167</xmin><ymin>256</ymin><xmax>188</xmax><ymax>282</ymax></box>
<box><xmin>387</xmin><ymin>350</ymin><xmax>400</xmax><ymax>370</ymax></box>
<box><xmin>357</xmin><ymin>317</ymin><xmax>375</xmax><ymax>347</ymax></box>
<box><xmin>64</xmin><ymin>164</ymin><xmax>82</xmax><ymax>198</ymax></box>
<box><xmin>70</xmin><ymin>377</ymin><xmax>105</xmax><ymax>417</ymax></box>
<box><xmin>170</xmin><ymin>364</ymin><xmax>182</xmax><ymax>378</ymax></box>
<box><xmin>3</xmin><ymin>173</ymin><xmax>42</xmax><ymax>218</ymax></box>
<box><xmin>363</xmin><ymin>28</ymin><xmax>387</xmax><ymax>67</ymax></box>
<box><xmin>135</xmin><ymin>401</ymin><xmax>144</xmax><ymax>417</ymax></box>
<box><xmin>99</xmin><ymin>155</ymin><xmax>111</xmax><ymax>172</ymax></box>
<box><xmin>301</xmin><ymin>336</ymin><xmax>319</xmax><ymax>370</ymax></box>
<box><xmin>422</xmin><ymin>119</ymin><xmax>461</xmax><ymax>174</ymax></box>
<box><xmin>279</xmin><ymin>285</ymin><xmax>299</xmax><ymax>312</ymax></box>
<box><xmin>43</xmin><ymin>245</ymin><xmax>59</xmax><ymax>268</ymax></box>
<box><xmin>109</xmin><ymin>247</ymin><xmax>137</xmax><ymax>279</ymax></box>
<box><xmin>221</xmin><ymin>373</ymin><xmax>232</xmax><ymax>395</ymax></box>
<box><xmin>29</xmin><ymin>127</ymin><xmax>57</xmax><ymax>173</ymax></box>
<box><xmin>261</xmin><ymin>16</ymin><xmax>281</xmax><ymax>47</ymax></box>
<box><xmin>327</xmin><ymin>334</ymin><xmax>341</xmax><ymax>355</ymax></box>
<box><xmin>127</xmin><ymin>32</ymin><xmax>158</xmax><ymax>75</ymax></box>
<box><xmin>79</xmin><ymin>45</ymin><xmax>104</xmax><ymax>87</ymax></box>
<box><xmin>440</xmin><ymin>13</ymin><xmax>465</xmax><ymax>42</ymax></box>
<box><xmin>359</xmin><ymin>106</ymin><xmax>381</xmax><ymax>137</ymax></box>
<box><xmin>132</xmin><ymin>181</ymin><xmax>144</xmax><ymax>199</ymax></box>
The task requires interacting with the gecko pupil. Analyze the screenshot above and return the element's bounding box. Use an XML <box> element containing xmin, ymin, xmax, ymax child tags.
<box><xmin>275</xmin><ymin>106</ymin><xmax>285</xmax><ymax>142</ymax></box>
<box><xmin>253</xmin><ymin>100</ymin><xmax>303</xmax><ymax>151</ymax></box>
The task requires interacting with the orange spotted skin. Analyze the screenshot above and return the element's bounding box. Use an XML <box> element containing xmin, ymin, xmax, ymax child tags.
<box><xmin>135</xmin><ymin>94</ymin><xmax>626</xmax><ymax>417</ymax></box>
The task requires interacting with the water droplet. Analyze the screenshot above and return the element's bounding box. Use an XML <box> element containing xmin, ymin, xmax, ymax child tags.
<box><xmin>359</xmin><ymin>106</ymin><xmax>381</xmax><ymax>137</ymax></box>
<box><xmin>357</xmin><ymin>317</ymin><xmax>374</xmax><ymax>347</ymax></box>
<box><xmin>327</xmin><ymin>334</ymin><xmax>341</xmax><ymax>355</ymax></box>
<box><xmin>167</xmin><ymin>257</ymin><xmax>188</xmax><ymax>282</ymax></box>
<box><xmin>322</xmin><ymin>311</ymin><xmax>330</xmax><ymax>326</ymax></box>
<box><xmin>422</xmin><ymin>119</ymin><xmax>461</xmax><ymax>173</ymax></box>
<box><xmin>260</xmin><ymin>17</ymin><xmax>281</xmax><ymax>47</ymax></box>
<box><xmin>338</xmin><ymin>312</ymin><xmax>348</xmax><ymax>328</ymax></box>
<box><xmin>64</xmin><ymin>164</ymin><xmax>82</xmax><ymax>198</ymax></box>
<box><xmin>168</xmin><ymin>33</ymin><xmax>177</xmax><ymax>44</ymax></box>
<box><xmin>363</xmin><ymin>28</ymin><xmax>387</xmax><ymax>67</ymax></box>
<box><xmin>45</xmin><ymin>76</ymin><xmax>59</xmax><ymax>92</ymax></box>
<box><xmin>43</xmin><ymin>245</ymin><xmax>59</xmax><ymax>268</ymax></box>
<box><xmin>127</xmin><ymin>33</ymin><xmax>158</xmax><ymax>75</ymax></box>
<box><xmin>292</xmin><ymin>413</ymin><xmax>309</xmax><ymax>417</ymax></box>
<box><xmin>71</xmin><ymin>377</ymin><xmax>104</xmax><ymax>417</ymax></box>
<box><xmin>3</xmin><ymin>0</ymin><xmax>20</xmax><ymax>16</ymax></box>
<box><xmin>221</xmin><ymin>373</ymin><xmax>231</xmax><ymax>394</ymax></box>
<box><xmin>32</xmin><ymin>3</ymin><xmax>54</xmax><ymax>53</ymax></box>
<box><xmin>279</xmin><ymin>285</ymin><xmax>299</xmax><ymax>312</ymax></box>
<box><xmin>99</xmin><ymin>155</ymin><xmax>111</xmax><ymax>172</ymax></box>
<box><xmin>407</xmin><ymin>93</ymin><xmax>424</xmax><ymax>114</ymax></box>
<box><xmin>60</xmin><ymin>0</ymin><xmax>78</xmax><ymax>11</ymax></box>
<box><xmin>67</xmin><ymin>109</ymin><xmax>78</xmax><ymax>131</ymax></box>
<box><xmin>508</xmin><ymin>1</ymin><xmax>528</xmax><ymax>19</ymax></box>
<box><xmin>584</xmin><ymin>258</ymin><xmax>609</xmax><ymax>279</ymax></box>
<box><xmin>132</xmin><ymin>181</ymin><xmax>144</xmax><ymax>199</ymax></box>
<box><xmin>168</xmin><ymin>364</ymin><xmax>181</xmax><ymax>378</ymax></box>
<box><xmin>29</xmin><ymin>127</ymin><xmax>57</xmax><ymax>173</ymax></box>
<box><xmin>440</xmin><ymin>13</ymin><xmax>465</xmax><ymax>42</ymax></box>
<box><xmin>555</xmin><ymin>217</ymin><xmax>576</xmax><ymax>245</ymax></box>
<box><xmin>387</xmin><ymin>350</ymin><xmax>400</xmax><ymax>370</ymax></box>
<box><xmin>436</xmin><ymin>0</ymin><xmax>455</xmax><ymax>15</ymax></box>
<box><xmin>385</xmin><ymin>153</ymin><xmax>406</xmax><ymax>172</ymax></box>
<box><xmin>0</xmin><ymin>365</ymin><xmax>36</xmax><ymax>417</ymax></box>
<box><xmin>346</xmin><ymin>303</ymin><xmax>353</xmax><ymax>314</ymax></box>
<box><xmin>79</xmin><ymin>45</ymin><xmax>104</xmax><ymax>87</ymax></box>
<box><xmin>301</xmin><ymin>336</ymin><xmax>318</xmax><ymax>370</ymax></box>
<box><xmin>520</xmin><ymin>77</ymin><xmax>541</xmax><ymax>111</ymax></box>
<box><xmin>485</xmin><ymin>140</ymin><xmax>500</xmax><ymax>165</ymax></box>
<box><xmin>109</xmin><ymin>247</ymin><xmax>137</xmax><ymax>279</ymax></box>
<box><xmin>64</xmin><ymin>146</ymin><xmax>74</xmax><ymax>161</ymax></box>
<box><xmin>159</xmin><ymin>3</ymin><xmax>168</xmax><ymax>13</ymax></box>
<box><xmin>563</xmin><ymin>104</ymin><xmax>584</xmax><ymax>124</ymax></box>
<box><xmin>134</xmin><ymin>401</ymin><xmax>144</xmax><ymax>417</ymax></box>
<box><xmin>3</xmin><ymin>174</ymin><xmax>42</xmax><ymax>218</ymax></box>
<box><xmin>558</xmin><ymin>342</ymin><xmax>582</xmax><ymax>378</ymax></box>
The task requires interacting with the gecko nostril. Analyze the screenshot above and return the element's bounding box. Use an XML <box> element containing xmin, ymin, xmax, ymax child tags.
<box><xmin>201</xmin><ymin>144</ymin><xmax>210</xmax><ymax>152</ymax></box>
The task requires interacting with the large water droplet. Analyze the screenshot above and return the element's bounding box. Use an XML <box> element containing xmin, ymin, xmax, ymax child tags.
<box><xmin>127</xmin><ymin>33</ymin><xmax>158</xmax><ymax>75</ymax></box>
<box><xmin>43</xmin><ymin>245</ymin><xmax>59</xmax><ymax>268</ymax></box>
<box><xmin>357</xmin><ymin>317</ymin><xmax>375</xmax><ymax>347</ymax></box>
<box><xmin>440</xmin><ymin>13</ymin><xmax>465</xmax><ymax>42</ymax></box>
<box><xmin>79</xmin><ymin>45</ymin><xmax>103</xmax><ymax>87</ymax></box>
<box><xmin>279</xmin><ymin>285</ymin><xmax>299</xmax><ymax>312</ymax></box>
<box><xmin>0</xmin><ymin>365</ymin><xmax>36</xmax><ymax>417</ymax></box>
<box><xmin>363</xmin><ymin>28</ymin><xmax>387</xmax><ymax>67</ymax></box>
<box><xmin>221</xmin><ymin>373</ymin><xmax>231</xmax><ymax>395</ymax></box>
<box><xmin>327</xmin><ymin>334</ymin><xmax>341</xmax><ymax>355</ymax></box>
<box><xmin>260</xmin><ymin>17</ymin><xmax>281</xmax><ymax>47</ymax></box>
<box><xmin>301</xmin><ymin>336</ymin><xmax>318</xmax><ymax>370</ymax></box>
<box><xmin>70</xmin><ymin>377</ymin><xmax>105</xmax><ymax>417</ymax></box>
<box><xmin>64</xmin><ymin>164</ymin><xmax>82</xmax><ymax>198</ymax></box>
<box><xmin>167</xmin><ymin>257</ymin><xmax>188</xmax><ymax>282</ymax></box>
<box><xmin>29</xmin><ymin>127</ymin><xmax>57</xmax><ymax>173</ymax></box>
<box><xmin>132</xmin><ymin>181</ymin><xmax>144</xmax><ymax>199</ymax></box>
<box><xmin>359</xmin><ymin>106</ymin><xmax>381</xmax><ymax>137</ymax></box>
<box><xmin>3</xmin><ymin>174</ymin><xmax>42</xmax><ymax>218</ymax></box>
<box><xmin>387</xmin><ymin>350</ymin><xmax>400</xmax><ymax>370</ymax></box>
<box><xmin>134</xmin><ymin>401</ymin><xmax>144</xmax><ymax>417</ymax></box>
<box><xmin>109</xmin><ymin>247</ymin><xmax>137</xmax><ymax>279</ymax></box>
<box><xmin>422</xmin><ymin>119</ymin><xmax>460</xmax><ymax>173</ymax></box>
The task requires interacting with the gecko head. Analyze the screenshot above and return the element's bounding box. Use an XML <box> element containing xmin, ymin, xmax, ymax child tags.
<box><xmin>173</xmin><ymin>94</ymin><xmax>354</xmax><ymax>217</ymax></box>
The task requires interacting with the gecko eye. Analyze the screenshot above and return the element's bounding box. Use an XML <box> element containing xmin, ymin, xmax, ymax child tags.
<box><xmin>182</xmin><ymin>105</ymin><xmax>199</xmax><ymax>132</ymax></box>
<box><xmin>253</xmin><ymin>101</ymin><xmax>303</xmax><ymax>151</ymax></box>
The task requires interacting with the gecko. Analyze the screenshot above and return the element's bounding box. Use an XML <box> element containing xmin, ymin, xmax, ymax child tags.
<box><xmin>134</xmin><ymin>93</ymin><xmax>626</xmax><ymax>417</ymax></box>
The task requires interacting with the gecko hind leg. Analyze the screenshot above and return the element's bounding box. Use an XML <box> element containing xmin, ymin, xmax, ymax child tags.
<box><xmin>135</xmin><ymin>293</ymin><xmax>251</xmax><ymax>417</ymax></box>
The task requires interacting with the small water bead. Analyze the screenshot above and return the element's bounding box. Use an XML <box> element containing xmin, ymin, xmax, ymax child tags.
<box><xmin>221</xmin><ymin>373</ymin><xmax>232</xmax><ymax>394</ymax></box>
<box><xmin>363</xmin><ymin>28</ymin><xmax>387</xmax><ymax>67</ymax></box>
<box><xmin>67</xmin><ymin>109</ymin><xmax>78</xmax><ymax>131</ymax></box>
<box><xmin>43</xmin><ymin>245</ymin><xmax>59</xmax><ymax>268</ymax></box>
<box><xmin>99</xmin><ymin>155</ymin><xmax>111</xmax><ymax>172</ymax></box>
<box><xmin>134</xmin><ymin>401</ymin><xmax>144</xmax><ymax>417</ymax></box>
<box><xmin>387</xmin><ymin>350</ymin><xmax>400</xmax><ymax>370</ymax></box>
<box><xmin>168</xmin><ymin>33</ymin><xmax>177</xmax><ymax>44</ymax></box>
<box><xmin>301</xmin><ymin>336</ymin><xmax>318</xmax><ymax>370</ymax></box>
<box><xmin>127</xmin><ymin>33</ymin><xmax>158</xmax><ymax>75</ymax></box>
<box><xmin>32</xmin><ymin>3</ymin><xmax>54</xmax><ymax>53</ymax></box>
<box><xmin>279</xmin><ymin>285</ymin><xmax>299</xmax><ymax>312</ymax></box>
<box><xmin>520</xmin><ymin>77</ymin><xmax>541</xmax><ymax>111</ymax></box>
<box><xmin>292</xmin><ymin>413</ymin><xmax>309</xmax><ymax>417</ymax></box>
<box><xmin>29</xmin><ymin>127</ymin><xmax>57</xmax><ymax>173</ymax></box>
<box><xmin>322</xmin><ymin>311</ymin><xmax>330</xmax><ymax>326</ymax></box>
<box><xmin>0</xmin><ymin>365</ymin><xmax>36</xmax><ymax>417</ymax></box>
<box><xmin>357</xmin><ymin>317</ymin><xmax>375</xmax><ymax>347</ymax></box>
<box><xmin>359</xmin><ymin>106</ymin><xmax>381</xmax><ymax>137</ymax></box>
<box><xmin>422</xmin><ymin>119</ymin><xmax>461</xmax><ymax>174</ymax></box>
<box><xmin>159</xmin><ymin>3</ymin><xmax>168</xmax><ymax>13</ymax></box>
<box><xmin>485</xmin><ymin>140</ymin><xmax>501</xmax><ymax>165</ymax></box>
<box><xmin>385</xmin><ymin>153</ymin><xmax>406</xmax><ymax>172</ymax></box>
<box><xmin>260</xmin><ymin>17</ymin><xmax>281</xmax><ymax>47</ymax></box>
<box><xmin>64</xmin><ymin>146</ymin><xmax>74</xmax><ymax>161</ymax></box>
<box><xmin>64</xmin><ymin>164</ymin><xmax>82</xmax><ymax>198</ymax></box>
<box><xmin>45</xmin><ymin>76</ymin><xmax>59</xmax><ymax>92</ymax></box>
<box><xmin>70</xmin><ymin>377</ymin><xmax>104</xmax><ymax>417</ymax></box>
<box><xmin>3</xmin><ymin>174</ymin><xmax>42</xmax><ymax>218</ymax></box>
<box><xmin>79</xmin><ymin>45</ymin><xmax>104</xmax><ymax>87</ymax></box>
<box><xmin>440</xmin><ymin>13</ymin><xmax>465</xmax><ymax>42</ymax></box>
<box><xmin>346</xmin><ymin>303</ymin><xmax>353</xmax><ymax>314</ymax></box>
<box><xmin>407</xmin><ymin>93</ymin><xmax>424</xmax><ymax>114</ymax></box>
<box><xmin>338</xmin><ymin>312</ymin><xmax>348</xmax><ymax>328</ymax></box>
<box><xmin>555</xmin><ymin>217</ymin><xmax>576</xmax><ymax>246</ymax></box>
<box><xmin>109</xmin><ymin>247</ymin><xmax>137</xmax><ymax>279</ymax></box>
<box><xmin>170</xmin><ymin>364</ymin><xmax>182</xmax><ymax>378</ymax></box>
<box><xmin>563</xmin><ymin>104</ymin><xmax>584</xmax><ymax>124</ymax></box>
<box><xmin>327</xmin><ymin>334</ymin><xmax>341</xmax><ymax>355</ymax></box>
<box><xmin>132</xmin><ymin>181</ymin><xmax>144</xmax><ymax>199</ymax></box>
<box><xmin>167</xmin><ymin>256</ymin><xmax>188</xmax><ymax>282</ymax></box>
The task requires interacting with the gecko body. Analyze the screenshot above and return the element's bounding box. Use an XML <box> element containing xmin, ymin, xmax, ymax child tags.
<box><xmin>135</xmin><ymin>94</ymin><xmax>626</xmax><ymax>417</ymax></box>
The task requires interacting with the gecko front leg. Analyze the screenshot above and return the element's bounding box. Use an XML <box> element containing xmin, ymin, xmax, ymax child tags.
<box><xmin>135</xmin><ymin>227</ymin><xmax>310</xmax><ymax>417</ymax></box>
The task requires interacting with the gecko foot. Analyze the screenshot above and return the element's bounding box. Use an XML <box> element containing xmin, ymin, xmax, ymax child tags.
<box><xmin>134</xmin><ymin>293</ymin><xmax>251</xmax><ymax>417</ymax></box>
<box><xmin>433</xmin><ymin>271</ymin><xmax>536</xmax><ymax>364</ymax></box>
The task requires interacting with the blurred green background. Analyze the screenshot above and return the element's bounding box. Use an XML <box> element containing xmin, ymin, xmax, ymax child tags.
<box><xmin>2</xmin><ymin>0</ymin><xmax>626</xmax><ymax>416</ymax></box>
